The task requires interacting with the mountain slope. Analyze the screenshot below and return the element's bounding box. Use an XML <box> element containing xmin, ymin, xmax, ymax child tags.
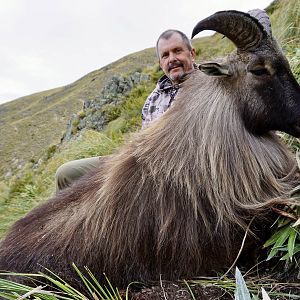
<box><xmin>0</xmin><ymin>48</ymin><xmax>157</xmax><ymax>177</ymax></box>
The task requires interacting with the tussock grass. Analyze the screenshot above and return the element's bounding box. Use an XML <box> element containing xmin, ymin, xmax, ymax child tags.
<box><xmin>0</xmin><ymin>266</ymin><xmax>299</xmax><ymax>300</ymax></box>
<box><xmin>0</xmin><ymin>265</ymin><xmax>129</xmax><ymax>300</ymax></box>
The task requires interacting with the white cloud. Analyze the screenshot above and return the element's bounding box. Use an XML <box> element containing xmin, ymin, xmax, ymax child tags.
<box><xmin>0</xmin><ymin>77</ymin><xmax>29</xmax><ymax>99</ymax></box>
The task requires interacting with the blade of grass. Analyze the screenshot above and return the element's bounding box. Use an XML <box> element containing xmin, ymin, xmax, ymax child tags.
<box><xmin>234</xmin><ymin>267</ymin><xmax>251</xmax><ymax>300</ymax></box>
<box><xmin>83</xmin><ymin>268</ymin><xmax>113</xmax><ymax>300</ymax></box>
<box><xmin>288</xmin><ymin>227</ymin><xmax>298</xmax><ymax>260</ymax></box>
<box><xmin>81</xmin><ymin>266</ymin><xmax>121</xmax><ymax>300</ymax></box>
<box><xmin>281</xmin><ymin>245</ymin><xmax>300</xmax><ymax>260</ymax></box>
<box><xmin>71</xmin><ymin>264</ymin><xmax>95</xmax><ymax>298</ymax></box>
<box><xmin>40</xmin><ymin>270</ymin><xmax>87</xmax><ymax>300</ymax></box>
<box><xmin>125</xmin><ymin>281</ymin><xmax>144</xmax><ymax>300</ymax></box>
<box><xmin>261</xmin><ymin>287</ymin><xmax>271</xmax><ymax>300</ymax></box>
<box><xmin>265</xmin><ymin>226</ymin><xmax>293</xmax><ymax>260</ymax></box>
<box><xmin>183</xmin><ymin>280</ymin><xmax>196</xmax><ymax>300</ymax></box>
<box><xmin>102</xmin><ymin>273</ymin><xmax>121</xmax><ymax>300</ymax></box>
<box><xmin>264</xmin><ymin>226</ymin><xmax>292</xmax><ymax>248</ymax></box>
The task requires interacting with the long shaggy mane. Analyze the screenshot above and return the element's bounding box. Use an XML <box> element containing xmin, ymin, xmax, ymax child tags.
<box><xmin>0</xmin><ymin>70</ymin><xmax>298</xmax><ymax>288</ymax></box>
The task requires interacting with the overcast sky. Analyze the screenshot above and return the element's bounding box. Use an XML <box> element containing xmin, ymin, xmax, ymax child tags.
<box><xmin>0</xmin><ymin>0</ymin><xmax>272</xmax><ymax>104</ymax></box>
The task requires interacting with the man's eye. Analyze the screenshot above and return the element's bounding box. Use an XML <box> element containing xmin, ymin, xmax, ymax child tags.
<box><xmin>161</xmin><ymin>53</ymin><xmax>168</xmax><ymax>59</ymax></box>
<box><xmin>249</xmin><ymin>68</ymin><xmax>270</xmax><ymax>76</ymax></box>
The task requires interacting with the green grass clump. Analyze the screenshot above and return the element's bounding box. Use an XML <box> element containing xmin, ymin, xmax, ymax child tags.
<box><xmin>105</xmin><ymin>83</ymin><xmax>156</xmax><ymax>135</ymax></box>
<box><xmin>0</xmin><ymin>129</ymin><xmax>126</xmax><ymax>237</ymax></box>
<box><xmin>0</xmin><ymin>172</ymin><xmax>41</xmax><ymax>237</ymax></box>
<box><xmin>263</xmin><ymin>203</ymin><xmax>300</xmax><ymax>277</ymax></box>
<box><xmin>0</xmin><ymin>266</ymin><xmax>299</xmax><ymax>300</ymax></box>
<box><xmin>0</xmin><ymin>265</ymin><xmax>124</xmax><ymax>300</ymax></box>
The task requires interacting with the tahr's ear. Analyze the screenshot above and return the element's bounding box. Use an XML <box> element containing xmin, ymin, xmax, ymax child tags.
<box><xmin>199</xmin><ymin>62</ymin><xmax>232</xmax><ymax>77</ymax></box>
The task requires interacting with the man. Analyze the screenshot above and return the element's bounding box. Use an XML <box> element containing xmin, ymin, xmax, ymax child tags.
<box><xmin>141</xmin><ymin>29</ymin><xmax>196</xmax><ymax>128</ymax></box>
<box><xmin>56</xmin><ymin>29</ymin><xmax>196</xmax><ymax>192</ymax></box>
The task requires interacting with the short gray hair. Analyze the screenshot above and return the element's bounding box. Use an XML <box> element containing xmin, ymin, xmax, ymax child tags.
<box><xmin>156</xmin><ymin>29</ymin><xmax>193</xmax><ymax>58</ymax></box>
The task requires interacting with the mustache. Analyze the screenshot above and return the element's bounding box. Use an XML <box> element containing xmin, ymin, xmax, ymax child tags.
<box><xmin>168</xmin><ymin>62</ymin><xmax>183</xmax><ymax>72</ymax></box>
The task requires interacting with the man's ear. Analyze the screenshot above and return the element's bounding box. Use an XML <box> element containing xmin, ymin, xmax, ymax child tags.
<box><xmin>191</xmin><ymin>48</ymin><xmax>196</xmax><ymax>61</ymax></box>
<box><xmin>199</xmin><ymin>62</ymin><xmax>232</xmax><ymax>77</ymax></box>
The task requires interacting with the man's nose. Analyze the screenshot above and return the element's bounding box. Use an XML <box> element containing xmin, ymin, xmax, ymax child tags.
<box><xmin>169</xmin><ymin>52</ymin><xmax>177</xmax><ymax>62</ymax></box>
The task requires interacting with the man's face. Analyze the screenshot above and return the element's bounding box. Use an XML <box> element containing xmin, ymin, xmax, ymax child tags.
<box><xmin>157</xmin><ymin>33</ymin><xmax>196</xmax><ymax>84</ymax></box>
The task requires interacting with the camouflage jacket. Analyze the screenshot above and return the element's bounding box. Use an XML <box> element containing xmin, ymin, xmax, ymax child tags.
<box><xmin>141</xmin><ymin>75</ymin><xmax>181</xmax><ymax>129</ymax></box>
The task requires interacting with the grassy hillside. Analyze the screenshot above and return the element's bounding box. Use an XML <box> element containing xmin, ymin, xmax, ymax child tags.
<box><xmin>0</xmin><ymin>48</ymin><xmax>157</xmax><ymax>178</ymax></box>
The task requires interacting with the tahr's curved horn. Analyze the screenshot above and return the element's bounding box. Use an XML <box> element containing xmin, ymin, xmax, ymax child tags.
<box><xmin>248</xmin><ymin>9</ymin><xmax>272</xmax><ymax>36</ymax></box>
<box><xmin>191</xmin><ymin>10</ymin><xmax>269</xmax><ymax>51</ymax></box>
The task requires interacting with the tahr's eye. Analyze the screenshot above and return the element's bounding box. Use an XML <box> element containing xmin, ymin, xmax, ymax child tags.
<box><xmin>250</xmin><ymin>68</ymin><xmax>270</xmax><ymax>76</ymax></box>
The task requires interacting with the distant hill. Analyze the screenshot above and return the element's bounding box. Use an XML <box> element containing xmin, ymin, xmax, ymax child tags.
<box><xmin>0</xmin><ymin>48</ymin><xmax>157</xmax><ymax>178</ymax></box>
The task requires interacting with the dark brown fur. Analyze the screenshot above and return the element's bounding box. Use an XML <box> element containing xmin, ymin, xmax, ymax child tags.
<box><xmin>0</xmin><ymin>69</ymin><xmax>299</xmax><ymax>289</ymax></box>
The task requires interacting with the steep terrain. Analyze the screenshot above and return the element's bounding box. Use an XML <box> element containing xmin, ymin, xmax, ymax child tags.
<box><xmin>0</xmin><ymin>48</ymin><xmax>157</xmax><ymax>178</ymax></box>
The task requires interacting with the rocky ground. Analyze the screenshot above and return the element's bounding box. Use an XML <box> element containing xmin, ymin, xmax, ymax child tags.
<box><xmin>124</xmin><ymin>282</ymin><xmax>233</xmax><ymax>300</ymax></box>
<box><xmin>122</xmin><ymin>280</ymin><xmax>300</xmax><ymax>300</ymax></box>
